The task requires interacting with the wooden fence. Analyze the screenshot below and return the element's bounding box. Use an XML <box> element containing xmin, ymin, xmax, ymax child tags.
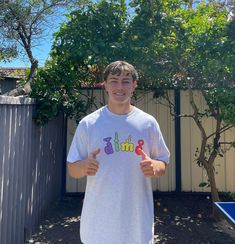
<box><xmin>0</xmin><ymin>96</ymin><xmax>65</xmax><ymax>244</ymax></box>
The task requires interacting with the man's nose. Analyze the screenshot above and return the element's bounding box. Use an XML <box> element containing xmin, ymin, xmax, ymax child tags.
<box><xmin>115</xmin><ymin>81</ymin><xmax>124</xmax><ymax>89</ymax></box>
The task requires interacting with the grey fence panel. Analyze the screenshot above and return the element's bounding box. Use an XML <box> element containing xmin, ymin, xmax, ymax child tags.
<box><xmin>0</xmin><ymin>96</ymin><xmax>65</xmax><ymax>244</ymax></box>
<box><xmin>0</xmin><ymin>79</ymin><xmax>16</xmax><ymax>94</ymax></box>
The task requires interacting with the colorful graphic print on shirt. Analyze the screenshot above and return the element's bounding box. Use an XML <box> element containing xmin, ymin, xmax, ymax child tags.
<box><xmin>103</xmin><ymin>132</ymin><xmax>144</xmax><ymax>156</ymax></box>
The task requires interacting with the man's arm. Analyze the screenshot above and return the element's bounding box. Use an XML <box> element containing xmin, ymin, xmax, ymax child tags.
<box><xmin>67</xmin><ymin>148</ymin><xmax>100</xmax><ymax>179</ymax></box>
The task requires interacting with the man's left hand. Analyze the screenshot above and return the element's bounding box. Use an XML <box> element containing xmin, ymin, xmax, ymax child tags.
<box><xmin>139</xmin><ymin>150</ymin><xmax>166</xmax><ymax>177</ymax></box>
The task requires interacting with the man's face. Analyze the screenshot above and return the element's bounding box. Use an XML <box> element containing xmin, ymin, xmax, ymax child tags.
<box><xmin>104</xmin><ymin>71</ymin><xmax>137</xmax><ymax>105</ymax></box>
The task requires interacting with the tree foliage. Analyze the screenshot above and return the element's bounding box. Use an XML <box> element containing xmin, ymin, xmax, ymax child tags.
<box><xmin>0</xmin><ymin>44</ymin><xmax>17</xmax><ymax>62</ymax></box>
<box><xmin>50</xmin><ymin>0</ymin><xmax>127</xmax><ymax>81</ymax></box>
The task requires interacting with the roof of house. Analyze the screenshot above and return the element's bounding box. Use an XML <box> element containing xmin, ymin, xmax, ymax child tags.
<box><xmin>0</xmin><ymin>67</ymin><xmax>27</xmax><ymax>79</ymax></box>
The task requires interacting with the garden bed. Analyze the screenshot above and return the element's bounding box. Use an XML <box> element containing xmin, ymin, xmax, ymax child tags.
<box><xmin>29</xmin><ymin>194</ymin><xmax>235</xmax><ymax>244</ymax></box>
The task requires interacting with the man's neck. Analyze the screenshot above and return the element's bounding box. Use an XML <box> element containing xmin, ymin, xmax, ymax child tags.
<box><xmin>107</xmin><ymin>102</ymin><xmax>133</xmax><ymax>115</ymax></box>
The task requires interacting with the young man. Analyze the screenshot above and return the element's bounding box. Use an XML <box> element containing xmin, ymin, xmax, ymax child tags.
<box><xmin>67</xmin><ymin>61</ymin><xmax>170</xmax><ymax>244</ymax></box>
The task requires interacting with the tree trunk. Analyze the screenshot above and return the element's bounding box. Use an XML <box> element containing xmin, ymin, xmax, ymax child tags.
<box><xmin>187</xmin><ymin>0</ymin><xmax>193</xmax><ymax>9</ymax></box>
<box><xmin>206</xmin><ymin>164</ymin><xmax>221</xmax><ymax>220</ymax></box>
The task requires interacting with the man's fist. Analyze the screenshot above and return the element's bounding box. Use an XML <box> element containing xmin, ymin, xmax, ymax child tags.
<box><xmin>139</xmin><ymin>150</ymin><xmax>166</xmax><ymax>177</ymax></box>
<box><xmin>83</xmin><ymin>148</ymin><xmax>100</xmax><ymax>176</ymax></box>
<box><xmin>67</xmin><ymin>148</ymin><xmax>101</xmax><ymax>178</ymax></box>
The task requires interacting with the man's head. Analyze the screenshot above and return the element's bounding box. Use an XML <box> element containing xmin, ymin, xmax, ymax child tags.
<box><xmin>103</xmin><ymin>61</ymin><xmax>138</xmax><ymax>82</ymax></box>
<box><xmin>102</xmin><ymin>61</ymin><xmax>138</xmax><ymax>108</ymax></box>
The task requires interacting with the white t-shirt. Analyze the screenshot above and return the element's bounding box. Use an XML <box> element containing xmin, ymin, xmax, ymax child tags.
<box><xmin>67</xmin><ymin>106</ymin><xmax>170</xmax><ymax>244</ymax></box>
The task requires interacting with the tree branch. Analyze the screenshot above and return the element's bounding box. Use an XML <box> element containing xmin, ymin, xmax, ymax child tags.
<box><xmin>208</xmin><ymin>118</ymin><xmax>221</xmax><ymax>165</ymax></box>
<box><xmin>188</xmin><ymin>89</ymin><xmax>209</xmax><ymax>166</ymax></box>
<box><xmin>206</xmin><ymin>124</ymin><xmax>235</xmax><ymax>140</ymax></box>
<box><xmin>201</xmin><ymin>90</ymin><xmax>218</xmax><ymax>118</ymax></box>
<box><xmin>188</xmin><ymin>89</ymin><xmax>207</xmax><ymax>139</ymax></box>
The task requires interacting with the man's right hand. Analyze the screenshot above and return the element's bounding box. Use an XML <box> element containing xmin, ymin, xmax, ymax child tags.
<box><xmin>82</xmin><ymin>148</ymin><xmax>100</xmax><ymax>176</ymax></box>
<box><xmin>67</xmin><ymin>148</ymin><xmax>100</xmax><ymax>179</ymax></box>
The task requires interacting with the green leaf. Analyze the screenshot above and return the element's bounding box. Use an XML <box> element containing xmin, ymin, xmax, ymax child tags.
<box><xmin>199</xmin><ymin>182</ymin><xmax>208</xmax><ymax>187</ymax></box>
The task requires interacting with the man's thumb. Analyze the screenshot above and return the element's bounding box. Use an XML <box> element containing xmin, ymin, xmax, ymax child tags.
<box><xmin>89</xmin><ymin>148</ymin><xmax>100</xmax><ymax>159</ymax></box>
<box><xmin>139</xmin><ymin>149</ymin><xmax>148</xmax><ymax>160</ymax></box>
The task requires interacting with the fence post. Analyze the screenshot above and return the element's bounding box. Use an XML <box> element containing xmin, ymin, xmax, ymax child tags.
<box><xmin>174</xmin><ymin>89</ymin><xmax>182</xmax><ymax>192</ymax></box>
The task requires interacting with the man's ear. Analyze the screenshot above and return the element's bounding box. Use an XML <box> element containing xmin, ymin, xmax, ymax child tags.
<box><xmin>101</xmin><ymin>81</ymin><xmax>105</xmax><ymax>88</ymax></box>
<box><xmin>102</xmin><ymin>81</ymin><xmax>108</xmax><ymax>92</ymax></box>
<box><xmin>134</xmin><ymin>80</ymin><xmax>137</xmax><ymax>88</ymax></box>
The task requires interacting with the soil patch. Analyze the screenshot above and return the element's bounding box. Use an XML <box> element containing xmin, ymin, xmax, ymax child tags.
<box><xmin>28</xmin><ymin>194</ymin><xmax>235</xmax><ymax>244</ymax></box>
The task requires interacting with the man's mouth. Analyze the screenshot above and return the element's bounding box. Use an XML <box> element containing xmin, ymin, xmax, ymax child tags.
<box><xmin>114</xmin><ymin>92</ymin><xmax>125</xmax><ymax>96</ymax></box>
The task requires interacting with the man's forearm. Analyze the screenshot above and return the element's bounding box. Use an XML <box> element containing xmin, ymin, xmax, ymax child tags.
<box><xmin>152</xmin><ymin>160</ymin><xmax>167</xmax><ymax>177</ymax></box>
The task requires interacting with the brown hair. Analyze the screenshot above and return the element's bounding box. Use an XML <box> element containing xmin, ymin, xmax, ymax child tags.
<box><xmin>103</xmin><ymin>61</ymin><xmax>138</xmax><ymax>82</ymax></box>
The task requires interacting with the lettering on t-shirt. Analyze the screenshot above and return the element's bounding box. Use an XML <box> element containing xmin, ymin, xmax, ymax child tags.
<box><xmin>103</xmin><ymin>132</ymin><xmax>144</xmax><ymax>155</ymax></box>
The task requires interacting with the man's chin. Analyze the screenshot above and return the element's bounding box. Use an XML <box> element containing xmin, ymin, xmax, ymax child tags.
<box><xmin>112</xmin><ymin>98</ymin><xmax>129</xmax><ymax>104</ymax></box>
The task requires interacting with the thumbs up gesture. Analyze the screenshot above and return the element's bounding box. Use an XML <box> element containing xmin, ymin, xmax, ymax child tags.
<box><xmin>89</xmin><ymin>148</ymin><xmax>100</xmax><ymax>160</ymax></box>
<box><xmin>67</xmin><ymin>148</ymin><xmax>100</xmax><ymax>179</ymax></box>
<box><xmin>139</xmin><ymin>149</ymin><xmax>166</xmax><ymax>177</ymax></box>
<box><xmin>82</xmin><ymin>148</ymin><xmax>100</xmax><ymax>176</ymax></box>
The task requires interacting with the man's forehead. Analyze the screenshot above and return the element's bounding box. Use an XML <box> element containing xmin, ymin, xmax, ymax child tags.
<box><xmin>107</xmin><ymin>72</ymin><xmax>132</xmax><ymax>79</ymax></box>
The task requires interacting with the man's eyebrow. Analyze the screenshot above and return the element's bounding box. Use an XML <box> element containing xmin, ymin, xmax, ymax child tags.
<box><xmin>109</xmin><ymin>77</ymin><xmax>119</xmax><ymax>80</ymax></box>
<box><xmin>108</xmin><ymin>76</ymin><xmax>132</xmax><ymax>81</ymax></box>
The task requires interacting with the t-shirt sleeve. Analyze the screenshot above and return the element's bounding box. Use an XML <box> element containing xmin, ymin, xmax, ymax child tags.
<box><xmin>150</xmin><ymin>120</ymin><xmax>170</xmax><ymax>164</ymax></box>
<box><xmin>67</xmin><ymin>120</ymin><xmax>88</xmax><ymax>163</ymax></box>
